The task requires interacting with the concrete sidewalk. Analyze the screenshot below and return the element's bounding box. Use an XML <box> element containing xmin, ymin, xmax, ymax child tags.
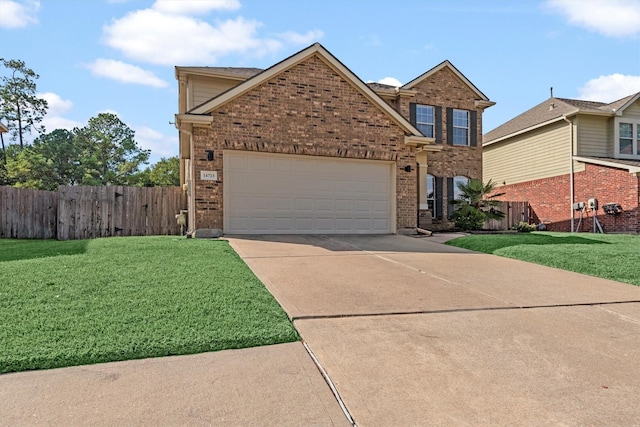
<box><xmin>228</xmin><ymin>234</ymin><xmax>640</xmax><ymax>426</ymax></box>
<box><xmin>0</xmin><ymin>342</ymin><xmax>350</xmax><ymax>426</ymax></box>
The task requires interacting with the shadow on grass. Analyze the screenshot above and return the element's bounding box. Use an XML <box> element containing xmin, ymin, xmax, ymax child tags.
<box><xmin>0</xmin><ymin>239</ymin><xmax>89</xmax><ymax>262</ymax></box>
<box><xmin>447</xmin><ymin>233</ymin><xmax>609</xmax><ymax>254</ymax></box>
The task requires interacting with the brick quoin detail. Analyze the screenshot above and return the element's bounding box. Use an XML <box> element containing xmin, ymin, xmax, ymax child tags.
<box><xmin>496</xmin><ymin>163</ymin><xmax>640</xmax><ymax>233</ymax></box>
<box><xmin>192</xmin><ymin>54</ymin><xmax>417</xmax><ymax>230</ymax></box>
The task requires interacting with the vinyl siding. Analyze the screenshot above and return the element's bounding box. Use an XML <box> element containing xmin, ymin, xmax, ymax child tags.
<box><xmin>623</xmin><ymin>100</ymin><xmax>640</xmax><ymax>119</ymax></box>
<box><xmin>483</xmin><ymin>120</ymin><xmax>570</xmax><ymax>185</ymax></box>
<box><xmin>576</xmin><ymin>115</ymin><xmax>612</xmax><ymax>157</ymax></box>
<box><xmin>190</xmin><ymin>76</ymin><xmax>239</xmax><ymax>110</ymax></box>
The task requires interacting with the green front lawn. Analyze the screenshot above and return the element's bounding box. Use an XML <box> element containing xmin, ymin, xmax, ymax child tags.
<box><xmin>446</xmin><ymin>232</ymin><xmax>640</xmax><ymax>286</ymax></box>
<box><xmin>0</xmin><ymin>237</ymin><xmax>299</xmax><ymax>374</ymax></box>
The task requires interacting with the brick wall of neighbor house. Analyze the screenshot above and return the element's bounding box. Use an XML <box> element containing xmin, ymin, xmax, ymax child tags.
<box><xmin>495</xmin><ymin>163</ymin><xmax>640</xmax><ymax>233</ymax></box>
<box><xmin>190</xmin><ymin>54</ymin><xmax>417</xmax><ymax>231</ymax></box>
<box><xmin>399</xmin><ymin>67</ymin><xmax>483</xmax><ymax>230</ymax></box>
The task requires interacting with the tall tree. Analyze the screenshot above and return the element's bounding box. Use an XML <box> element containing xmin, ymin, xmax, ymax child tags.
<box><xmin>74</xmin><ymin>113</ymin><xmax>150</xmax><ymax>185</ymax></box>
<box><xmin>4</xmin><ymin>129</ymin><xmax>84</xmax><ymax>190</ymax></box>
<box><xmin>143</xmin><ymin>156</ymin><xmax>180</xmax><ymax>187</ymax></box>
<box><xmin>0</xmin><ymin>59</ymin><xmax>48</xmax><ymax>149</ymax></box>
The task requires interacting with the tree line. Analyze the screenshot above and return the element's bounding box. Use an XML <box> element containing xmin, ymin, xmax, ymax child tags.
<box><xmin>0</xmin><ymin>58</ymin><xmax>178</xmax><ymax>190</ymax></box>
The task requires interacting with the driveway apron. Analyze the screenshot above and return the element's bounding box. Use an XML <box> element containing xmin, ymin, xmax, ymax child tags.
<box><xmin>228</xmin><ymin>234</ymin><xmax>640</xmax><ymax>426</ymax></box>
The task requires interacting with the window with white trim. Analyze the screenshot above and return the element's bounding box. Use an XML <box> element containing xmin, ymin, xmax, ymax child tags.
<box><xmin>416</xmin><ymin>105</ymin><xmax>434</xmax><ymax>138</ymax></box>
<box><xmin>452</xmin><ymin>109</ymin><xmax>469</xmax><ymax>146</ymax></box>
<box><xmin>426</xmin><ymin>174</ymin><xmax>436</xmax><ymax>218</ymax></box>
<box><xmin>616</xmin><ymin>119</ymin><xmax>640</xmax><ymax>158</ymax></box>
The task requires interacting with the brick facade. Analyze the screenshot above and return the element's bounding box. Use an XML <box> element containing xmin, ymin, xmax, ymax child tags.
<box><xmin>398</xmin><ymin>67</ymin><xmax>484</xmax><ymax>231</ymax></box>
<box><xmin>191</xmin><ymin>54</ymin><xmax>417</xmax><ymax>231</ymax></box>
<box><xmin>495</xmin><ymin>163</ymin><xmax>640</xmax><ymax>233</ymax></box>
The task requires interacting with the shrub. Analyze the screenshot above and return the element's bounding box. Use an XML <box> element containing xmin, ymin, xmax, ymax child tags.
<box><xmin>514</xmin><ymin>221</ymin><xmax>536</xmax><ymax>233</ymax></box>
<box><xmin>451</xmin><ymin>179</ymin><xmax>506</xmax><ymax>231</ymax></box>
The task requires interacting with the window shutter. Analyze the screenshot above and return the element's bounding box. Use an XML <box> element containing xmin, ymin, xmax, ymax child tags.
<box><xmin>446</xmin><ymin>107</ymin><xmax>453</xmax><ymax>145</ymax></box>
<box><xmin>470</xmin><ymin>110</ymin><xmax>478</xmax><ymax>147</ymax></box>
<box><xmin>435</xmin><ymin>177</ymin><xmax>443</xmax><ymax>220</ymax></box>
<box><xmin>409</xmin><ymin>103</ymin><xmax>416</xmax><ymax>126</ymax></box>
<box><xmin>447</xmin><ymin>177</ymin><xmax>454</xmax><ymax>218</ymax></box>
<box><xmin>435</xmin><ymin>106</ymin><xmax>442</xmax><ymax>143</ymax></box>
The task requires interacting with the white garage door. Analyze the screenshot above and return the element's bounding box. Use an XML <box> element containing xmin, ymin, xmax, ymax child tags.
<box><xmin>223</xmin><ymin>151</ymin><xmax>394</xmax><ymax>234</ymax></box>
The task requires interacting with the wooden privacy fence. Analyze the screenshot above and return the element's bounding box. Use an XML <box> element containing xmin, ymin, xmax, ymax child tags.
<box><xmin>1</xmin><ymin>186</ymin><xmax>58</xmax><ymax>239</ymax></box>
<box><xmin>1</xmin><ymin>186</ymin><xmax>187</xmax><ymax>240</ymax></box>
<box><xmin>483</xmin><ymin>201</ymin><xmax>530</xmax><ymax>231</ymax></box>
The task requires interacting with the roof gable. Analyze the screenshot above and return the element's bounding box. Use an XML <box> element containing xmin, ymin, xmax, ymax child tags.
<box><xmin>188</xmin><ymin>43</ymin><xmax>423</xmax><ymax>136</ymax></box>
<box><xmin>610</xmin><ymin>92</ymin><xmax>640</xmax><ymax>114</ymax></box>
<box><xmin>402</xmin><ymin>60</ymin><xmax>489</xmax><ymax>101</ymax></box>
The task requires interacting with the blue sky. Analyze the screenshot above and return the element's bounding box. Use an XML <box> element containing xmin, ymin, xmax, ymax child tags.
<box><xmin>1</xmin><ymin>0</ymin><xmax>639</xmax><ymax>164</ymax></box>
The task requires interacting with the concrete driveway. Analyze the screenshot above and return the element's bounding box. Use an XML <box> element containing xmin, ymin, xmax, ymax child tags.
<box><xmin>229</xmin><ymin>234</ymin><xmax>640</xmax><ymax>426</ymax></box>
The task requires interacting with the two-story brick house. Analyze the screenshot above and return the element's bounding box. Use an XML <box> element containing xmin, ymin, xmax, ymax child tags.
<box><xmin>484</xmin><ymin>93</ymin><xmax>640</xmax><ymax>233</ymax></box>
<box><xmin>175</xmin><ymin>43</ymin><xmax>493</xmax><ymax>235</ymax></box>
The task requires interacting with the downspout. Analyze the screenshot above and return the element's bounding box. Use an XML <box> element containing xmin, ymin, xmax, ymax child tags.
<box><xmin>563</xmin><ymin>116</ymin><xmax>575</xmax><ymax>232</ymax></box>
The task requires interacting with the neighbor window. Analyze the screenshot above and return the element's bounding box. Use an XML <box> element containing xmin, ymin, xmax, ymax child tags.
<box><xmin>616</xmin><ymin>120</ymin><xmax>640</xmax><ymax>158</ymax></box>
<box><xmin>416</xmin><ymin>105</ymin><xmax>434</xmax><ymax>138</ymax></box>
<box><xmin>452</xmin><ymin>110</ymin><xmax>469</xmax><ymax>146</ymax></box>
<box><xmin>426</xmin><ymin>174</ymin><xmax>436</xmax><ymax>217</ymax></box>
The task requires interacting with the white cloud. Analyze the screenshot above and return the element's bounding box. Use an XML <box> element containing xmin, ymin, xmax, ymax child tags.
<box><xmin>578</xmin><ymin>74</ymin><xmax>640</xmax><ymax>102</ymax></box>
<box><xmin>135</xmin><ymin>125</ymin><xmax>178</xmax><ymax>161</ymax></box>
<box><xmin>377</xmin><ymin>77</ymin><xmax>402</xmax><ymax>87</ymax></box>
<box><xmin>152</xmin><ymin>0</ymin><xmax>240</xmax><ymax>15</ymax></box>
<box><xmin>546</xmin><ymin>0</ymin><xmax>640</xmax><ymax>38</ymax></box>
<box><xmin>85</xmin><ymin>59</ymin><xmax>168</xmax><ymax>88</ymax></box>
<box><xmin>0</xmin><ymin>0</ymin><xmax>40</xmax><ymax>29</ymax></box>
<box><xmin>37</xmin><ymin>92</ymin><xmax>82</xmax><ymax>132</ymax></box>
<box><xmin>102</xmin><ymin>4</ymin><xmax>323</xmax><ymax>66</ymax></box>
<box><xmin>277</xmin><ymin>29</ymin><xmax>324</xmax><ymax>45</ymax></box>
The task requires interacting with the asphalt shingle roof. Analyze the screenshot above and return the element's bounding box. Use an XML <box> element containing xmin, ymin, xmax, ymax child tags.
<box><xmin>484</xmin><ymin>92</ymin><xmax>640</xmax><ymax>144</ymax></box>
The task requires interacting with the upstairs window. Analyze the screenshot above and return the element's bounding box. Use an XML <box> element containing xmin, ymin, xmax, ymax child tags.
<box><xmin>416</xmin><ymin>105</ymin><xmax>434</xmax><ymax>138</ymax></box>
<box><xmin>452</xmin><ymin>109</ymin><xmax>469</xmax><ymax>146</ymax></box>
<box><xmin>616</xmin><ymin>120</ymin><xmax>640</xmax><ymax>158</ymax></box>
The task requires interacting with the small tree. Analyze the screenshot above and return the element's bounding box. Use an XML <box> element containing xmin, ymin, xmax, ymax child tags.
<box><xmin>0</xmin><ymin>59</ymin><xmax>48</xmax><ymax>149</ymax></box>
<box><xmin>451</xmin><ymin>179</ymin><xmax>505</xmax><ymax>231</ymax></box>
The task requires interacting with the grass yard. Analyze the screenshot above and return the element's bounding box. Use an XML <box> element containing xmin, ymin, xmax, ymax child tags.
<box><xmin>0</xmin><ymin>237</ymin><xmax>299</xmax><ymax>374</ymax></box>
<box><xmin>446</xmin><ymin>232</ymin><xmax>640</xmax><ymax>286</ymax></box>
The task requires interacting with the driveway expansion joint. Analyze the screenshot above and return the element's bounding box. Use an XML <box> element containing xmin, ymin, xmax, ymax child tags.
<box><xmin>291</xmin><ymin>300</ymin><xmax>640</xmax><ymax>322</ymax></box>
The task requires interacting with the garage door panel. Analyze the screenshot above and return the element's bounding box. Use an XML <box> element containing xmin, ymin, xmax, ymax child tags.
<box><xmin>224</xmin><ymin>151</ymin><xmax>393</xmax><ymax>234</ymax></box>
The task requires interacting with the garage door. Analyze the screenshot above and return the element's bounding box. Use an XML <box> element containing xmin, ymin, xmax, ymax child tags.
<box><xmin>223</xmin><ymin>151</ymin><xmax>393</xmax><ymax>234</ymax></box>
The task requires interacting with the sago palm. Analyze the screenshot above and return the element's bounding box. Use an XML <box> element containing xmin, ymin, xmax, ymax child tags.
<box><xmin>451</xmin><ymin>179</ymin><xmax>505</xmax><ymax>230</ymax></box>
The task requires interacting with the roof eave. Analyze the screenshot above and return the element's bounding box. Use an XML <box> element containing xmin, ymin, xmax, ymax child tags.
<box><xmin>483</xmin><ymin>115</ymin><xmax>571</xmax><ymax>147</ymax></box>
<box><xmin>175</xmin><ymin>113</ymin><xmax>213</xmax><ymax>127</ymax></box>
<box><xmin>613</xmin><ymin>92</ymin><xmax>640</xmax><ymax>115</ymax></box>
<box><xmin>573</xmin><ymin>156</ymin><xmax>640</xmax><ymax>174</ymax></box>
<box><xmin>190</xmin><ymin>42</ymin><xmax>424</xmax><ymax>137</ymax></box>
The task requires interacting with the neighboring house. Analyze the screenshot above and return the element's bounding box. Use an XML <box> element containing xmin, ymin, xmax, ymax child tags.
<box><xmin>0</xmin><ymin>122</ymin><xmax>7</xmax><ymax>133</ymax></box>
<box><xmin>175</xmin><ymin>43</ymin><xmax>493</xmax><ymax>235</ymax></box>
<box><xmin>484</xmin><ymin>93</ymin><xmax>640</xmax><ymax>233</ymax></box>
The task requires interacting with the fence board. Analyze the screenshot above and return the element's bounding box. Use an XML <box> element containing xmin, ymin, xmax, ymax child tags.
<box><xmin>0</xmin><ymin>187</ymin><xmax>58</xmax><ymax>239</ymax></box>
<box><xmin>1</xmin><ymin>186</ymin><xmax>185</xmax><ymax>240</ymax></box>
<box><xmin>484</xmin><ymin>201</ymin><xmax>530</xmax><ymax>231</ymax></box>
